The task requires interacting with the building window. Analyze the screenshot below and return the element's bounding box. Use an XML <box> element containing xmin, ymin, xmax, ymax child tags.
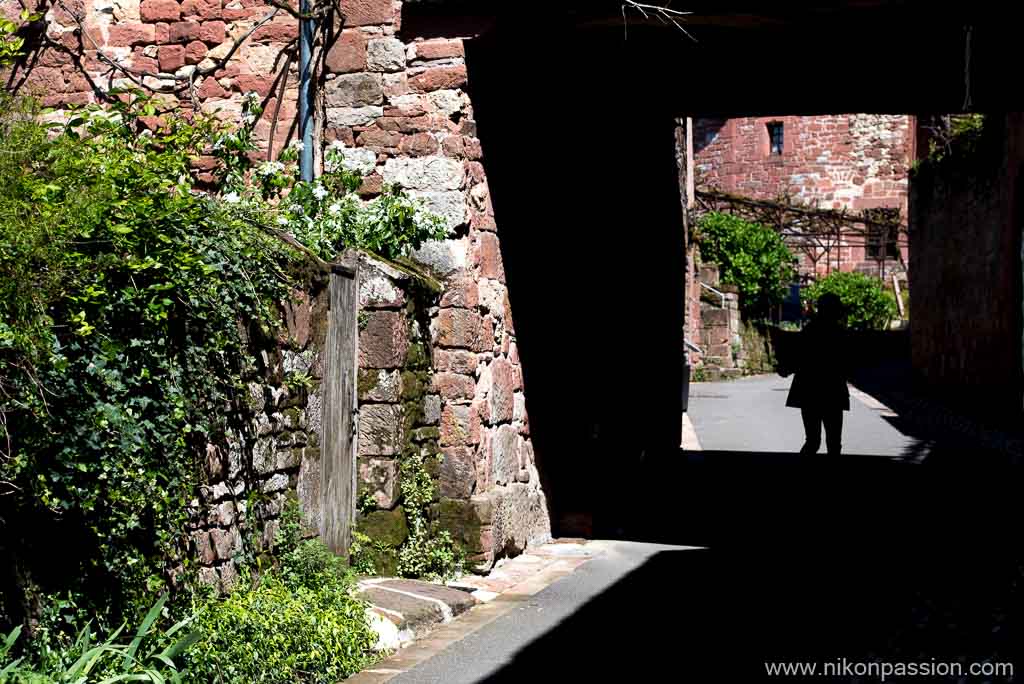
<box><xmin>767</xmin><ymin>122</ymin><xmax>784</xmax><ymax>155</ymax></box>
<box><xmin>864</xmin><ymin>208</ymin><xmax>901</xmax><ymax>260</ymax></box>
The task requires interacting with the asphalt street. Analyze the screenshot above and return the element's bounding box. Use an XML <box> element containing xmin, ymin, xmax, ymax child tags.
<box><xmin>687</xmin><ymin>374</ymin><xmax>914</xmax><ymax>456</ymax></box>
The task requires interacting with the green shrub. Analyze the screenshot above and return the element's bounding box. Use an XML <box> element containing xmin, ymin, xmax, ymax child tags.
<box><xmin>1</xmin><ymin>594</ymin><xmax>197</xmax><ymax>683</ymax></box>
<box><xmin>0</xmin><ymin>89</ymin><xmax>447</xmax><ymax>634</ymax></box>
<box><xmin>802</xmin><ymin>271</ymin><xmax>898</xmax><ymax>331</ymax></box>
<box><xmin>183</xmin><ymin>542</ymin><xmax>376</xmax><ymax>684</ymax></box>
<box><xmin>695</xmin><ymin>212</ymin><xmax>797</xmax><ymax>318</ymax></box>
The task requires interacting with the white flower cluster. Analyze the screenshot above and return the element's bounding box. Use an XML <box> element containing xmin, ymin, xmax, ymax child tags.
<box><xmin>256</xmin><ymin>160</ymin><xmax>285</xmax><ymax>177</ymax></box>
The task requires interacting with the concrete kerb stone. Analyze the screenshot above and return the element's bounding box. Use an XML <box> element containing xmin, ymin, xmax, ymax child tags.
<box><xmin>352</xmin><ymin>539</ymin><xmax>603</xmax><ymax>680</ymax></box>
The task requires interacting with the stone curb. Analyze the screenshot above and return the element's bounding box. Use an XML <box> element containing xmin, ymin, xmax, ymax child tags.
<box><xmin>352</xmin><ymin>539</ymin><xmax>601</xmax><ymax>682</ymax></box>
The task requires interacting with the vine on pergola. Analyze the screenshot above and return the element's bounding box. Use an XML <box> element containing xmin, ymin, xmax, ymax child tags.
<box><xmin>693</xmin><ymin>188</ymin><xmax>908</xmax><ymax>280</ymax></box>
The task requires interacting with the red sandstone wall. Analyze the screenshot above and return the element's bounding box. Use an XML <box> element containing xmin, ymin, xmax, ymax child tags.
<box><xmin>693</xmin><ymin>114</ymin><xmax>914</xmax><ymax>278</ymax></box>
<box><xmin>3</xmin><ymin>0</ymin><xmax>550</xmax><ymax>565</ymax></box>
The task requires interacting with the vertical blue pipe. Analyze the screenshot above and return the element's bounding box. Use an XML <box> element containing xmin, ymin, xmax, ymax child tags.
<box><xmin>298</xmin><ymin>0</ymin><xmax>314</xmax><ymax>182</ymax></box>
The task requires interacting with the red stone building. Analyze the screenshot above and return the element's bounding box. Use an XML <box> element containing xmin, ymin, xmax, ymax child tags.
<box><xmin>693</xmin><ymin>115</ymin><xmax>915</xmax><ymax>279</ymax></box>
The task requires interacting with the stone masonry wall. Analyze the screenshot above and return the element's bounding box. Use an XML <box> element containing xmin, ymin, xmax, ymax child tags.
<box><xmin>6</xmin><ymin>0</ymin><xmax>552</xmax><ymax>571</ymax></box>
<box><xmin>908</xmin><ymin>113</ymin><xmax>1024</xmax><ymax>409</ymax></box>
<box><xmin>187</xmin><ymin>271</ymin><xmax>331</xmax><ymax>593</ymax></box>
<box><xmin>320</xmin><ymin>7</ymin><xmax>551</xmax><ymax>569</ymax></box>
<box><xmin>692</xmin><ymin>115</ymin><xmax>914</xmax><ymax>278</ymax></box>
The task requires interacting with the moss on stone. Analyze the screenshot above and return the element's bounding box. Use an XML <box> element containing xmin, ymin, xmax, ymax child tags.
<box><xmin>357</xmin><ymin>368</ymin><xmax>380</xmax><ymax>398</ymax></box>
<box><xmin>357</xmin><ymin>506</ymin><xmax>409</xmax><ymax>548</ymax></box>
<box><xmin>405</xmin><ymin>342</ymin><xmax>430</xmax><ymax>371</ymax></box>
<box><xmin>362</xmin><ymin>546</ymin><xmax>400</xmax><ymax>577</ymax></box>
<box><xmin>429</xmin><ymin>498</ymin><xmax>482</xmax><ymax>555</ymax></box>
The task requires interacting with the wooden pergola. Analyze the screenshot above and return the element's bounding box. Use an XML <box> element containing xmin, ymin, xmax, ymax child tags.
<box><xmin>692</xmin><ymin>188</ymin><xmax>908</xmax><ymax>281</ymax></box>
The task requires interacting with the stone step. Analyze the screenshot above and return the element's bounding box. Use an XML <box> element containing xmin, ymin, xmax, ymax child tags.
<box><xmin>358</xmin><ymin>578</ymin><xmax>478</xmax><ymax>650</ymax></box>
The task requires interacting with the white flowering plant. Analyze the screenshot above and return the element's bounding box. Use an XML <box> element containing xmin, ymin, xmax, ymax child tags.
<box><xmin>212</xmin><ymin>100</ymin><xmax>447</xmax><ymax>261</ymax></box>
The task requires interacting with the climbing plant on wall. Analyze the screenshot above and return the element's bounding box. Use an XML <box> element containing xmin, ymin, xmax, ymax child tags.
<box><xmin>0</xmin><ymin>89</ymin><xmax>446</xmax><ymax>640</ymax></box>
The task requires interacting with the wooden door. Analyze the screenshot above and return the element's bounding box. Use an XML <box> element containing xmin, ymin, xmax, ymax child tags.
<box><xmin>321</xmin><ymin>257</ymin><xmax>358</xmax><ymax>554</ymax></box>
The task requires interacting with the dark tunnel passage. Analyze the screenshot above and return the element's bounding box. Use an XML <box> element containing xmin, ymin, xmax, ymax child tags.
<box><xmin>464</xmin><ymin>23</ymin><xmax>687</xmax><ymax>536</ymax></box>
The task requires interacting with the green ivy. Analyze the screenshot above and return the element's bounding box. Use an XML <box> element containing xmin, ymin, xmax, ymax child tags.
<box><xmin>695</xmin><ymin>211</ymin><xmax>797</xmax><ymax>319</ymax></box>
<box><xmin>0</xmin><ymin>88</ymin><xmax>447</xmax><ymax>645</ymax></box>
<box><xmin>801</xmin><ymin>271</ymin><xmax>897</xmax><ymax>331</ymax></box>
<box><xmin>396</xmin><ymin>451</ymin><xmax>462</xmax><ymax>581</ymax></box>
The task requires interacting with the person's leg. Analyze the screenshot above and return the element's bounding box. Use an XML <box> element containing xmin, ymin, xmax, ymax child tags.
<box><xmin>824</xmin><ymin>410</ymin><xmax>844</xmax><ymax>455</ymax></box>
<box><xmin>800</xmin><ymin>408</ymin><xmax>822</xmax><ymax>454</ymax></box>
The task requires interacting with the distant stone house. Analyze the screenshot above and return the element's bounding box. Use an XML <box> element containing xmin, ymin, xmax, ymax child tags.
<box><xmin>692</xmin><ymin>115</ymin><xmax>915</xmax><ymax>280</ymax></box>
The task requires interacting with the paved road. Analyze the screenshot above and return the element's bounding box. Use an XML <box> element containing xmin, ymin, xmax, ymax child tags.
<box><xmin>687</xmin><ymin>374</ymin><xmax>915</xmax><ymax>456</ymax></box>
<box><xmin>389</xmin><ymin>541</ymin><xmax>698</xmax><ymax>683</ymax></box>
<box><xmin>385</xmin><ymin>534</ymin><xmax>1023</xmax><ymax>682</ymax></box>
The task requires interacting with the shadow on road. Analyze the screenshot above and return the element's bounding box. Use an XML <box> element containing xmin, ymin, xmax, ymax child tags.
<box><xmin>493</xmin><ymin>449</ymin><xmax>1024</xmax><ymax>681</ymax></box>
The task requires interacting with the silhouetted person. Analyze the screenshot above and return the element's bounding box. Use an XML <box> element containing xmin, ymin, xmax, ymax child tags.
<box><xmin>779</xmin><ymin>293</ymin><xmax>850</xmax><ymax>454</ymax></box>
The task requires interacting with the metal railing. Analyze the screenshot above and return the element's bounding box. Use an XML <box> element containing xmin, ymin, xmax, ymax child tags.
<box><xmin>699</xmin><ymin>281</ymin><xmax>726</xmax><ymax>307</ymax></box>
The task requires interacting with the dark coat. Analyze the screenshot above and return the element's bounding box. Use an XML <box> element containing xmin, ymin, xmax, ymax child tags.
<box><xmin>783</xmin><ymin>321</ymin><xmax>851</xmax><ymax>411</ymax></box>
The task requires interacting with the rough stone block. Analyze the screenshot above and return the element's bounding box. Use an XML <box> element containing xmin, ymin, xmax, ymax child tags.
<box><xmin>198</xmin><ymin>19</ymin><xmax>225</xmax><ymax>43</ymax></box>
<box><xmin>168</xmin><ymin>20</ymin><xmax>200</xmax><ymax>43</ymax></box>
<box><xmin>412</xmin><ymin>39</ymin><xmax>464</xmax><ymax>61</ymax></box>
<box><xmin>359</xmin><ymin>310</ymin><xmax>408</xmax><ymax>368</ymax></box>
<box><xmin>358</xmin><ymin>404</ymin><xmax>403</xmax><ymax>456</ymax></box>
<box><xmin>341</xmin><ymin>0</ymin><xmax>393</xmax><ymax>26</ymax></box>
<box><xmin>326</xmin><ymin>72</ymin><xmax>383</xmax><ymax>107</ymax></box>
<box><xmin>107</xmin><ymin>23</ymin><xmax>156</xmax><ymax>47</ymax></box>
<box><xmin>185</xmin><ymin>40</ymin><xmax>207</xmax><ymax>64</ymax></box>
<box><xmin>408</xmin><ymin>237</ymin><xmax>467</xmax><ymax>276</ymax></box>
<box><xmin>702</xmin><ymin>308</ymin><xmax>730</xmax><ymax>326</ymax></box>
<box><xmin>410</xmin><ymin>191</ymin><xmax>466</xmax><ymax>231</ymax></box>
<box><xmin>367</xmin><ymin>37</ymin><xmax>405</xmax><ymax>72</ymax></box>
<box><xmin>436</xmin><ymin>308</ymin><xmax>481</xmax><ymax>349</ymax></box>
<box><xmin>382</xmin><ymin>156</ymin><xmax>463</xmax><ymax>191</ymax></box>
<box><xmin>357</xmin><ymin>127</ymin><xmax>403</xmax><ymax>152</ymax></box>
<box><xmin>439</xmin><ymin>273</ymin><xmax>479</xmax><ymax>309</ymax></box>
<box><xmin>140</xmin><ymin>0</ymin><xmax>180</xmax><ymax>22</ymax></box>
<box><xmin>180</xmin><ymin>0</ymin><xmax>220</xmax><ymax>18</ymax></box>
<box><xmin>430</xmin><ymin>497</ymin><xmax>483</xmax><ymax>555</ymax></box>
<box><xmin>359</xmin><ymin>368</ymin><xmax>403</xmax><ymax>402</ymax></box>
<box><xmin>325</xmin><ymin>29</ymin><xmax>367</xmax><ymax>73</ymax></box>
<box><xmin>490</xmin><ymin>424</ymin><xmax>519</xmax><ymax>486</ymax></box>
<box><xmin>358</xmin><ymin>456</ymin><xmax>400</xmax><ymax>509</ymax></box>
<box><xmin>409</xmin><ymin>65</ymin><xmax>467</xmax><ymax>93</ymax></box>
<box><xmin>485</xmin><ymin>483</ymin><xmax>551</xmax><ymax>565</ymax></box>
<box><xmin>359</xmin><ymin>271</ymin><xmax>405</xmax><ymax>309</ymax></box>
<box><xmin>326</xmin><ymin>105</ymin><xmax>383</xmax><ymax>127</ymax></box>
<box><xmin>399</xmin><ymin>132</ymin><xmax>440</xmax><ymax>157</ymax></box>
<box><xmin>431</xmin><ymin>372</ymin><xmax>475</xmax><ymax>402</ymax></box>
<box><xmin>477</xmin><ymin>278</ymin><xmax>506</xmax><ymax>319</ymax></box>
<box><xmin>476</xmin><ymin>233</ymin><xmax>505</xmax><ymax>282</ymax></box>
<box><xmin>423</xmin><ymin>394</ymin><xmax>442</xmax><ymax>425</ymax></box>
<box><xmin>433</xmin><ymin>349</ymin><xmax>478</xmax><ymax>375</ymax></box>
<box><xmin>158</xmin><ymin>44</ymin><xmax>186</xmax><ymax>72</ymax></box>
<box><xmin>488</xmin><ymin>357</ymin><xmax>515</xmax><ymax>424</ymax></box>
<box><xmin>210</xmin><ymin>527</ymin><xmax>240</xmax><ymax>561</ymax></box>
<box><xmin>440</xmin><ymin>404</ymin><xmax>480</xmax><ymax>447</ymax></box>
<box><xmin>428</xmin><ymin>89</ymin><xmax>464</xmax><ymax>118</ymax></box>
<box><xmin>193</xmin><ymin>530</ymin><xmax>216</xmax><ymax>565</ymax></box>
<box><xmin>439</xmin><ymin>446</ymin><xmax>476</xmax><ymax>499</ymax></box>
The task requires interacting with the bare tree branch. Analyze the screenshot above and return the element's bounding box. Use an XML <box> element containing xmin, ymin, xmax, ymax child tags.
<box><xmin>622</xmin><ymin>1</ymin><xmax>697</xmax><ymax>42</ymax></box>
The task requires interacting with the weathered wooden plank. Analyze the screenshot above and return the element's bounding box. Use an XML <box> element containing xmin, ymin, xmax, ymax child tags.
<box><xmin>321</xmin><ymin>262</ymin><xmax>359</xmax><ymax>554</ymax></box>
